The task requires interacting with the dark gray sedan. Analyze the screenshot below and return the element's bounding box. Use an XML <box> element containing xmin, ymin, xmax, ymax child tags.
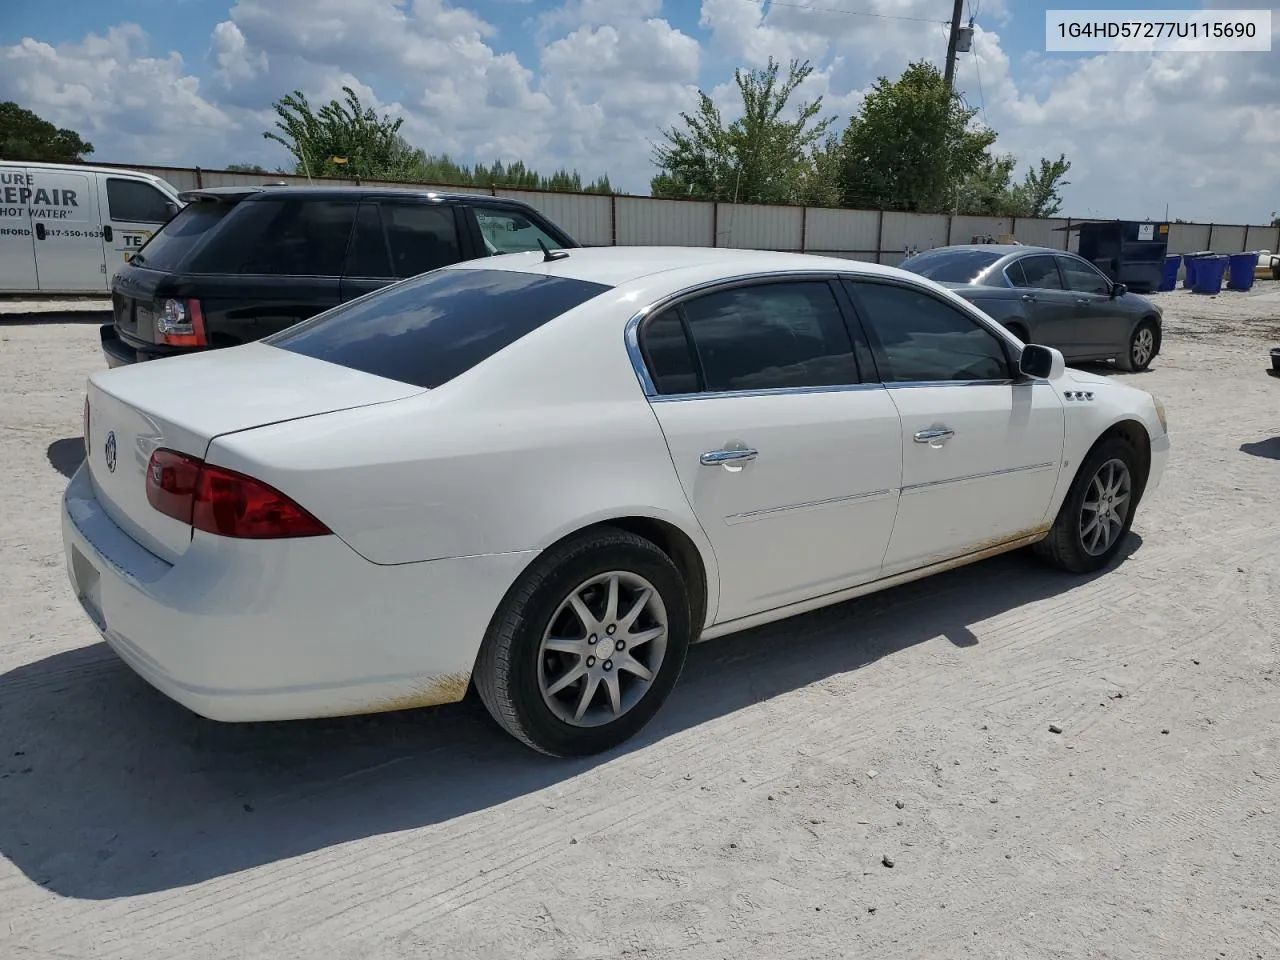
<box><xmin>900</xmin><ymin>245</ymin><xmax>1164</xmax><ymax>372</ymax></box>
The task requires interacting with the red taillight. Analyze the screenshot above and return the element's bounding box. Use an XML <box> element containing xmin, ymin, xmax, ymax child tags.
<box><xmin>156</xmin><ymin>298</ymin><xmax>207</xmax><ymax>347</ymax></box>
<box><xmin>145</xmin><ymin>449</ymin><xmax>329</xmax><ymax>539</ymax></box>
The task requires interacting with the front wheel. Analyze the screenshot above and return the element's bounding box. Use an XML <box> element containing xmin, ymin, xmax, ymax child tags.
<box><xmin>1117</xmin><ymin>320</ymin><xmax>1158</xmax><ymax>372</ymax></box>
<box><xmin>474</xmin><ymin>528</ymin><xmax>692</xmax><ymax>757</ymax></box>
<box><xmin>1034</xmin><ymin>437</ymin><xmax>1142</xmax><ymax>574</ymax></box>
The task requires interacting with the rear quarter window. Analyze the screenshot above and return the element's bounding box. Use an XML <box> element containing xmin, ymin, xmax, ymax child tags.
<box><xmin>129</xmin><ymin>201</ymin><xmax>234</xmax><ymax>272</ymax></box>
<box><xmin>266</xmin><ymin>268</ymin><xmax>612</xmax><ymax>389</ymax></box>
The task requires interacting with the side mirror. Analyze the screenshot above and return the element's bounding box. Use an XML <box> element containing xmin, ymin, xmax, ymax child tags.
<box><xmin>1019</xmin><ymin>343</ymin><xmax>1065</xmax><ymax>381</ymax></box>
<box><xmin>165</xmin><ymin>201</ymin><xmax>182</xmax><ymax>218</ymax></box>
<box><xmin>1111</xmin><ymin>282</ymin><xmax>1127</xmax><ymax>298</ymax></box>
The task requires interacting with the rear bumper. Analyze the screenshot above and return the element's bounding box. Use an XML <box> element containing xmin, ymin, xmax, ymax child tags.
<box><xmin>61</xmin><ymin>463</ymin><xmax>536</xmax><ymax>722</ymax></box>
<box><xmin>100</xmin><ymin>324</ymin><xmax>191</xmax><ymax>367</ymax></box>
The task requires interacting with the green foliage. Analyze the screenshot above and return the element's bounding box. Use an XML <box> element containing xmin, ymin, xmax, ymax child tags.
<box><xmin>224</xmin><ymin>163</ymin><xmax>271</xmax><ymax>174</ymax></box>
<box><xmin>651</xmin><ymin>58</ymin><xmax>833</xmax><ymax>204</ymax></box>
<box><xmin>838</xmin><ymin>61</ymin><xmax>996</xmax><ymax>212</ymax></box>
<box><xmin>0</xmin><ymin>102</ymin><xmax>93</xmax><ymax>163</ymax></box>
<box><xmin>262</xmin><ymin>87</ymin><xmax>612</xmax><ymax>194</ymax></box>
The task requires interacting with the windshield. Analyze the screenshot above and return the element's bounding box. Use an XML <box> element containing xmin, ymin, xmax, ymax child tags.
<box><xmin>129</xmin><ymin>200</ymin><xmax>234</xmax><ymax>271</ymax></box>
<box><xmin>267</xmin><ymin>267</ymin><xmax>611</xmax><ymax>389</ymax></box>
<box><xmin>900</xmin><ymin>249</ymin><xmax>1005</xmax><ymax>284</ymax></box>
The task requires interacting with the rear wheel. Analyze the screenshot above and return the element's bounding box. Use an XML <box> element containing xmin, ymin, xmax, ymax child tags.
<box><xmin>1117</xmin><ymin>320</ymin><xmax>1158</xmax><ymax>372</ymax></box>
<box><xmin>1034</xmin><ymin>437</ymin><xmax>1141</xmax><ymax>574</ymax></box>
<box><xmin>474</xmin><ymin>528</ymin><xmax>692</xmax><ymax>757</ymax></box>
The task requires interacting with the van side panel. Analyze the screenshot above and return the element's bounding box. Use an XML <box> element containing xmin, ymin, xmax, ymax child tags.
<box><xmin>29</xmin><ymin>166</ymin><xmax>108</xmax><ymax>293</ymax></box>
<box><xmin>0</xmin><ymin>165</ymin><xmax>40</xmax><ymax>294</ymax></box>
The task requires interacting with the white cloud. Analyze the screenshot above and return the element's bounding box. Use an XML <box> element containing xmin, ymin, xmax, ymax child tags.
<box><xmin>0</xmin><ymin>0</ymin><xmax>1274</xmax><ymax>222</ymax></box>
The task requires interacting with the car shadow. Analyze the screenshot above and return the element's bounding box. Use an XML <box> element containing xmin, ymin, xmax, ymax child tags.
<box><xmin>47</xmin><ymin>437</ymin><xmax>86</xmax><ymax>478</ymax></box>
<box><xmin>0</xmin><ymin>535</ymin><xmax>1139</xmax><ymax>900</ymax></box>
<box><xmin>1240</xmin><ymin>437</ymin><xmax>1280</xmax><ymax>461</ymax></box>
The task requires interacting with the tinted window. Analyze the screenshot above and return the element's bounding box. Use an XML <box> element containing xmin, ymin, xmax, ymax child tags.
<box><xmin>474</xmin><ymin>206</ymin><xmax>564</xmax><ymax>255</ymax></box>
<box><xmin>189</xmin><ymin>198</ymin><xmax>357</xmax><ymax>276</ymax></box>
<box><xmin>851</xmin><ymin>282</ymin><xmax>1011</xmax><ymax>383</ymax></box>
<box><xmin>900</xmin><ymin>249</ymin><xmax>1003</xmax><ymax>283</ymax></box>
<box><xmin>381</xmin><ymin>201</ymin><xmax>461</xmax><ymax>278</ymax></box>
<box><xmin>640</xmin><ymin>309</ymin><xmax>699</xmax><ymax>395</ymax></box>
<box><xmin>106</xmin><ymin>178</ymin><xmax>174</xmax><ymax>223</ymax></box>
<box><xmin>129</xmin><ymin>201</ymin><xmax>234</xmax><ymax>271</ymax></box>
<box><xmin>677</xmin><ymin>282</ymin><xmax>859</xmax><ymax>392</ymax></box>
<box><xmin>1059</xmin><ymin>256</ymin><xmax>1111</xmax><ymax>295</ymax></box>
<box><xmin>268</xmin><ymin>268</ymin><xmax>610</xmax><ymax>389</ymax></box>
<box><xmin>1010</xmin><ymin>255</ymin><xmax>1063</xmax><ymax>289</ymax></box>
<box><xmin>345</xmin><ymin>202</ymin><xmax>393</xmax><ymax>278</ymax></box>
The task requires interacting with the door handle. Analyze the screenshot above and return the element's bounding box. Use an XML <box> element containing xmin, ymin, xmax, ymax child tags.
<box><xmin>35</xmin><ymin>223</ymin><xmax>46</xmax><ymax>241</ymax></box>
<box><xmin>1020</xmin><ymin>294</ymin><xmax>1036</xmax><ymax>303</ymax></box>
<box><xmin>103</xmin><ymin>225</ymin><xmax>113</xmax><ymax>242</ymax></box>
<box><xmin>700</xmin><ymin>447</ymin><xmax>759</xmax><ymax>466</ymax></box>
<box><xmin>1076</xmin><ymin>297</ymin><xmax>1089</xmax><ymax>305</ymax></box>
<box><xmin>913</xmin><ymin>427</ymin><xmax>955</xmax><ymax>444</ymax></box>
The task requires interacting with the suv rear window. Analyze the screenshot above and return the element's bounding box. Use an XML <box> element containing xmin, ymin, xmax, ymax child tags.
<box><xmin>187</xmin><ymin>197</ymin><xmax>358</xmax><ymax>276</ymax></box>
<box><xmin>267</xmin><ymin>268</ymin><xmax>611</xmax><ymax>389</ymax></box>
<box><xmin>130</xmin><ymin>200</ymin><xmax>234</xmax><ymax>271</ymax></box>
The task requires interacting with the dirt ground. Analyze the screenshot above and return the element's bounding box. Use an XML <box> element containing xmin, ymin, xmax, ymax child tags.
<box><xmin>1</xmin><ymin>284</ymin><xmax>1277</xmax><ymax>960</ymax></box>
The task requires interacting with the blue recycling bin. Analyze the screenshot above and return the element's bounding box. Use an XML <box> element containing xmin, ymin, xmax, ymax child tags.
<box><xmin>1159</xmin><ymin>254</ymin><xmax>1181</xmax><ymax>291</ymax></box>
<box><xmin>1191</xmin><ymin>255</ymin><xmax>1228</xmax><ymax>294</ymax></box>
<box><xmin>1182</xmin><ymin>251</ymin><xmax>1213</xmax><ymax>289</ymax></box>
<box><xmin>1227</xmin><ymin>252</ymin><xmax>1260</xmax><ymax>291</ymax></box>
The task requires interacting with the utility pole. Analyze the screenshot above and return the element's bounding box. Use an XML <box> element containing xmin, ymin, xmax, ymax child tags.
<box><xmin>943</xmin><ymin>0</ymin><xmax>966</xmax><ymax>95</ymax></box>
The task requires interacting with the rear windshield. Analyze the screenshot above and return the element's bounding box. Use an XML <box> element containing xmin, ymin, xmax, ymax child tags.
<box><xmin>130</xmin><ymin>200</ymin><xmax>234</xmax><ymax>271</ymax></box>
<box><xmin>267</xmin><ymin>268</ymin><xmax>612</xmax><ymax>389</ymax></box>
<box><xmin>900</xmin><ymin>249</ymin><xmax>1004</xmax><ymax>283</ymax></box>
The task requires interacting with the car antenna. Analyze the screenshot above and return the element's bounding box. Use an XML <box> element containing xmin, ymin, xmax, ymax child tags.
<box><xmin>537</xmin><ymin>238</ymin><xmax>570</xmax><ymax>262</ymax></box>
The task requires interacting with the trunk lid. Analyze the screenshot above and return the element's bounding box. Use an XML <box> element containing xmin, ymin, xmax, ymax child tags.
<box><xmin>84</xmin><ymin>343</ymin><xmax>425</xmax><ymax>563</ymax></box>
<box><xmin>111</xmin><ymin>264</ymin><xmax>166</xmax><ymax>345</ymax></box>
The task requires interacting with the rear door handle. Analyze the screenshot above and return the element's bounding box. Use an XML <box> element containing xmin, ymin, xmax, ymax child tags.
<box><xmin>103</xmin><ymin>225</ymin><xmax>113</xmax><ymax>242</ymax></box>
<box><xmin>1020</xmin><ymin>294</ymin><xmax>1036</xmax><ymax>303</ymax></box>
<box><xmin>1076</xmin><ymin>297</ymin><xmax>1089</xmax><ymax>305</ymax></box>
<box><xmin>700</xmin><ymin>447</ymin><xmax>759</xmax><ymax>466</ymax></box>
<box><xmin>913</xmin><ymin>428</ymin><xmax>955</xmax><ymax>444</ymax></box>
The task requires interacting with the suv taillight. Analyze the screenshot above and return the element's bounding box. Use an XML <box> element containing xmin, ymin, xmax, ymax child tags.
<box><xmin>156</xmin><ymin>298</ymin><xmax>207</xmax><ymax>347</ymax></box>
<box><xmin>145</xmin><ymin>449</ymin><xmax>330</xmax><ymax>539</ymax></box>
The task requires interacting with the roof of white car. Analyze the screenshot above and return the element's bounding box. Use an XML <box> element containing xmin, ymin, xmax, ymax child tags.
<box><xmin>448</xmin><ymin>245</ymin><xmax>912</xmax><ymax>289</ymax></box>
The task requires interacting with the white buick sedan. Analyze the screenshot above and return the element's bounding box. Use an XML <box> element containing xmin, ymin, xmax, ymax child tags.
<box><xmin>63</xmin><ymin>247</ymin><xmax>1170</xmax><ymax>756</ymax></box>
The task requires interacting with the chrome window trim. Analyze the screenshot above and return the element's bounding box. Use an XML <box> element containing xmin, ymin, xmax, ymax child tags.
<box><xmin>622</xmin><ymin>268</ymin><xmax>1038</xmax><ymax>401</ymax></box>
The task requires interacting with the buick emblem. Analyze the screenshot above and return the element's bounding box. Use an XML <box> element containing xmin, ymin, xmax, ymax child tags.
<box><xmin>104</xmin><ymin>431</ymin><xmax>117</xmax><ymax>474</ymax></box>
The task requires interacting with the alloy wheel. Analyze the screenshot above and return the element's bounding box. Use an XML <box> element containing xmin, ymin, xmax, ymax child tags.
<box><xmin>537</xmin><ymin>571</ymin><xmax>669</xmax><ymax>727</ymax></box>
<box><xmin>1079</xmin><ymin>457</ymin><xmax>1132</xmax><ymax>556</ymax></box>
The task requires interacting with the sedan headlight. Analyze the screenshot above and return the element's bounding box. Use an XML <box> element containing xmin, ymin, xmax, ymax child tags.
<box><xmin>1152</xmin><ymin>395</ymin><xmax>1168</xmax><ymax>435</ymax></box>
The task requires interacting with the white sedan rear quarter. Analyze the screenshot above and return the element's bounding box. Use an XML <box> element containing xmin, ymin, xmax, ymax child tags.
<box><xmin>64</xmin><ymin>247</ymin><xmax>1170</xmax><ymax>755</ymax></box>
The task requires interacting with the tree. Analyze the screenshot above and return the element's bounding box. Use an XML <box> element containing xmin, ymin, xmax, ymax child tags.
<box><xmin>0</xmin><ymin>102</ymin><xmax>93</xmax><ymax>163</ymax></box>
<box><xmin>1011</xmin><ymin>154</ymin><xmax>1071</xmax><ymax>218</ymax></box>
<box><xmin>837</xmin><ymin>61</ymin><xmax>996</xmax><ymax>212</ymax></box>
<box><xmin>224</xmin><ymin>163</ymin><xmax>270</xmax><ymax>174</ymax></box>
<box><xmin>1271</xmin><ymin>211</ymin><xmax>1279</xmax><ymax>228</ymax></box>
<box><xmin>651</xmin><ymin>58</ymin><xmax>833</xmax><ymax>204</ymax></box>
<box><xmin>264</xmin><ymin>87</ymin><xmax>413</xmax><ymax>180</ymax></box>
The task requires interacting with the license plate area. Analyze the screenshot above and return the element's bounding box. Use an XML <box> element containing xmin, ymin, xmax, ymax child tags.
<box><xmin>71</xmin><ymin>545</ymin><xmax>106</xmax><ymax>631</ymax></box>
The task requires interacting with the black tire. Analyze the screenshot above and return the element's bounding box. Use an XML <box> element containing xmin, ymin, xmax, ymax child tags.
<box><xmin>1004</xmin><ymin>322</ymin><xmax>1029</xmax><ymax>344</ymax></box>
<box><xmin>1271</xmin><ymin>262</ymin><xmax>1279</xmax><ymax>282</ymax></box>
<box><xmin>474</xmin><ymin>527</ymin><xmax>692</xmax><ymax>757</ymax></box>
<box><xmin>1116</xmin><ymin>319</ymin><xmax>1159</xmax><ymax>372</ymax></box>
<box><xmin>1033</xmin><ymin>437</ymin><xmax>1143</xmax><ymax>574</ymax></box>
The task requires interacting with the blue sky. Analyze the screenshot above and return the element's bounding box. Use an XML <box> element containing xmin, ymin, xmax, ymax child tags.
<box><xmin>2</xmin><ymin>1</ymin><xmax>1277</xmax><ymax>222</ymax></box>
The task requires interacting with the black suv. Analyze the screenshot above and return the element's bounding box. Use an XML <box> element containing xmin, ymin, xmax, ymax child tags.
<box><xmin>101</xmin><ymin>186</ymin><xmax>580</xmax><ymax>366</ymax></box>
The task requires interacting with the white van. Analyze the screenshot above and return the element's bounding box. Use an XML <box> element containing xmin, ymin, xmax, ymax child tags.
<box><xmin>0</xmin><ymin>161</ymin><xmax>183</xmax><ymax>295</ymax></box>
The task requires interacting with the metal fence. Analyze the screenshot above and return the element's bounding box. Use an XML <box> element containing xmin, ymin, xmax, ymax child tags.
<box><xmin>121</xmin><ymin>161</ymin><xmax>1280</xmax><ymax>264</ymax></box>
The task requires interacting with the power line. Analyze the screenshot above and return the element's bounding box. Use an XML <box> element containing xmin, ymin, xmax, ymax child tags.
<box><xmin>740</xmin><ymin>0</ymin><xmax>950</xmax><ymax>24</ymax></box>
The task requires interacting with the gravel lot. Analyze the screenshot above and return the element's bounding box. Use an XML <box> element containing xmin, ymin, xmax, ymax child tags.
<box><xmin>2</xmin><ymin>285</ymin><xmax>1278</xmax><ymax>960</ymax></box>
